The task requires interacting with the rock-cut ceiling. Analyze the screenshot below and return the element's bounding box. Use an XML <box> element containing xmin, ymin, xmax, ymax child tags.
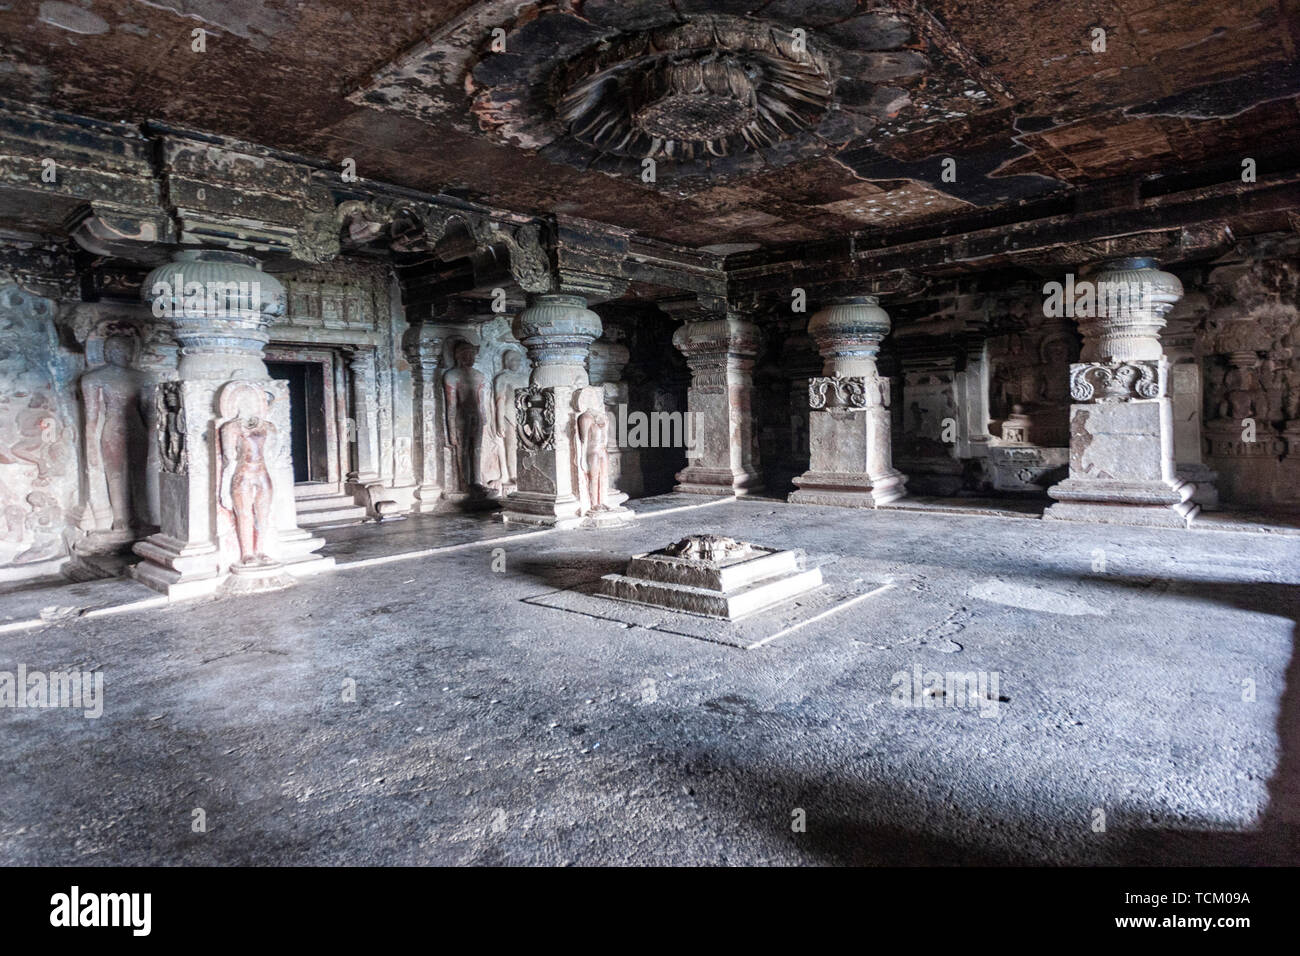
<box><xmin>0</xmin><ymin>0</ymin><xmax>1297</xmax><ymax>249</ymax></box>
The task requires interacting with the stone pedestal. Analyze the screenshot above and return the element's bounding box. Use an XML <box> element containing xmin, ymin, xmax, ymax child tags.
<box><xmin>671</xmin><ymin>315</ymin><xmax>763</xmax><ymax>495</ymax></box>
<box><xmin>790</xmin><ymin>296</ymin><xmax>906</xmax><ymax>508</ymax></box>
<box><xmin>599</xmin><ymin>534</ymin><xmax>823</xmax><ymax>620</ymax></box>
<box><xmin>502</xmin><ymin>294</ymin><xmax>633</xmax><ymax>528</ymax></box>
<box><xmin>1045</xmin><ymin>258</ymin><xmax>1198</xmax><ymax>527</ymax></box>
<box><xmin>131</xmin><ymin>250</ymin><xmax>333</xmax><ymax>597</ymax></box>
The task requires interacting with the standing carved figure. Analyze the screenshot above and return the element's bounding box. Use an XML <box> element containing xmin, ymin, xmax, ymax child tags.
<box><xmin>218</xmin><ymin>383</ymin><xmax>278</xmax><ymax>566</ymax></box>
<box><xmin>443</xmin><ymin>342</ymin><xmax>488</xmax><ymax>492</ymax></box>
<box><xmin>80</xmin><ymin>334</ymin><xmax>147</xmax><ymax>532</ymax></box>
<box><xmin>493</xmin><ymin>349</ymin><xmax>528</xmax><ymax>487</ymax></box>
<box><xmin>158</xmin><ymin>384</ymin><xmax>187</xmax><ymax>473</ymax></box>
<box><xmin>576</xmin><ymin>391</ymin><xmax>611</xmax><ymax>513</ymax></box>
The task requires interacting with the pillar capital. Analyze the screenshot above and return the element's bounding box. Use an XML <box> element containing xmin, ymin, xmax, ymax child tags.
<box><xmin>142</xmin><ymin>249</ymin><xmax>285</xmax><ymax>381</ymax></box>
<box><xmin>401</xmin><ymin>321</ymin><xmax>447</xmax><ymax>372</ymax></box>
<box><xmin>1076</xmin><ymin>257</ymin><xmax>1183</xmax><ymax>363</ymax></box>
<box><xmin>805</xmin><ymin>295</ymin><xmax>892</xmax><ymax>378</ymax></box>
<box><xmin>514</xmin><ymin>293</ymin><xmax>602</xmax><ymax>388</ymax></box>
<box><xmin>670</xmin><ymin>313</ymin><xmax>761</xmax><ymax>364</ymax></box>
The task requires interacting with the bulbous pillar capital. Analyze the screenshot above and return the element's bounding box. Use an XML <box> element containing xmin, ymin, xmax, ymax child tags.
<box><xmin>401</xmin><ymin>322</ymin><xmax>446</xmax><ymax>372</ymax></box>
<box><xmin>588</xmin><ymin>336</ymin><xmax>631</xmax><ymax>386</ymax></box>
<box><xmin>143</xmin><ymin>249</ymin><xmax>285</xmax><ymax>380</ymax></box>
<box><xmin>671</xmin><ymin>314</ymin><xmax>761</xmax><ymax>365</ymax></box>
<box><xmin>1077</xmin><ymin>257</ymin><xmax>1182</xmax><ymax>363</ymax></box>
<box><xmin>514</xmin><ymin>293</ymin><xmax>602</xmax><ymax>388</ymax></box>
<box><xmin>806</xmin><ymin>295</ymin><xmax>891</xmax><ymax>377</ymax></box>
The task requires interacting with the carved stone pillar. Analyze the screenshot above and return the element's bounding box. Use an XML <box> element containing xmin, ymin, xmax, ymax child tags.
<box><xmin>588</xmin><ymin>328</ymin><xmax>632</xmax><ymax>506</ymax></box>
<box><xmin>790</xmin><ymin>296</ymin><xmax>907</xmax><ymax>507</ymax></box>
<box><xmin>503</xmin><ymin>294</ymin><xmax>633</xmax><ymax>528</ymax></box>
<box><xmin>344</xmin><ymin>347</ymin><xmax>381</xmax><ymax>487</ymax></box>
<box><xmin>671</xmin><ymin>314</ymin><xmax>764</xmax><ymax>495</ymax></box>
<box><xmin>1045</xmin><ymin>258</ymin><xmax>1198</xmax><ymax>527</ymax></box>
<box><xmin>132</xmin><ymin>250</ymin><xmax>332</xmax><ymax>597</ymax></box>
<box><xmin>402</xmin><ymin>322</ymin><xmax>445</xmax><ymax>513</ymax></box>
<box><xmin>1163</xmin><ymin>291</ymin><xmax>1219</xmax><ymax>509</ymax></box>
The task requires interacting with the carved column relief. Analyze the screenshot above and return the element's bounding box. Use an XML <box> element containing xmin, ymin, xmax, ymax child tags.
<box><xmin>790</xmin><ymin>296</ymin><xmax>906</xmax><ymax>508</ymax></box>
<box><xmin>1045</xmin><ymin>258</ymin><xmax>1198</xmax><ymax>527</ymax></box>
<box><xmin>588</xmin><ymin>326</ymin><xmax>632</xmax><ymax>507</ymax></box>
<box><xmin>502</xmin><ymin>294</ymin><xmax>633</xmax><ymax>528</ymax></box>
<box><xmin>670</xmin><ymin>313</ymin><xmax>764</xmax><ymax>496</ymax></box>
<box><xmin>132</xmin><ymin>250</ymin><xmax>333</xmax><ymax>596</ymax></box>
<box><xmin>0</xmin><ymin>283</ymin><xmax>78</xmax><ymax>578</ymax></box>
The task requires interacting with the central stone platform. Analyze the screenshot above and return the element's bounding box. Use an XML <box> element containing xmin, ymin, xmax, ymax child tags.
<box><xmin>598</xmin><ymin>534</ymin><xmax>823</xmax><ymax>620</ymax></box>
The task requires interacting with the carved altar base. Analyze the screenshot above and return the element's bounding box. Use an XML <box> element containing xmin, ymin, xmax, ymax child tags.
<box><xmin>599</xmin><ymin>535</ymin><xmax>822</xmax><ymax>620</ymax></box>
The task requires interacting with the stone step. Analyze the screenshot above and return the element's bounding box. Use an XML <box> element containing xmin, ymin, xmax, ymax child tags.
<box><xmin>295</xmin><ymin>494</ymin><xmax>367</xmax><ymax>527</ymax></box>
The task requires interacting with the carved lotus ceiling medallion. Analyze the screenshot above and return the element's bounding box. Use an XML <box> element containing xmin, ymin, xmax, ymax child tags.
<box><xmin>350</xmin><ymin>3</ymin><xmax>998</xmax><ymax>185</ymax></box>
<box><xmin>551</xmin><ymin>17</ymin><xmax>837</xmax><ymax>164</ymax></box>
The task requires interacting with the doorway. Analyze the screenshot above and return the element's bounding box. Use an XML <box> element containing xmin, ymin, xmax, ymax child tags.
<box><xmin>267</xmin><ymin>359</ymin><xmax>329</xmax><ymax>484</ymax></box>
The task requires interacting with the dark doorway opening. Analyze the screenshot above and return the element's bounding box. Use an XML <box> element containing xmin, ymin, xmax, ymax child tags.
<box><xmin>267</xmin><ymin>360</ymin><xmax>328</xmax><ymax>483</ymax></box>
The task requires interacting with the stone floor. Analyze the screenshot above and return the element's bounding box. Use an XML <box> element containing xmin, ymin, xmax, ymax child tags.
<box><xmin>1</xmin><ymin>495</ymin><xmax>1297</xmax><ymax>865</ymax></box>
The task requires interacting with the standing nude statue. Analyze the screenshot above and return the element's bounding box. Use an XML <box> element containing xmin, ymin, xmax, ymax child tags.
<box><xmin>218</xmin><ymin>383</ymin><xmax>278</xmax><ymax>566</ymax></box>
<box><xmin>80</xmin><ymin>334</ymin><xmax>147</xmax><ymax>532</ymax></box>
<box><xmin>493</xmin><ymin>349</ymin><xmax>529</xmax><ymax>487</ymax></box>
<box><xmin>576</xmin><ymin>390</ymin><xmax>611</xmax><ymax>513</ymax></box>
<box><xmin>443</xmin><ymin>342</ymin><xmax>488</xmax><ymax>492</ymax></box>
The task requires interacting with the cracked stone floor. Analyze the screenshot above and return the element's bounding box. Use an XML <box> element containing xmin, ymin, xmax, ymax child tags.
<box><xmin>1</xmin><ymin>495</ymin><xmax>1298</xmax><ymax>865</ymax></box>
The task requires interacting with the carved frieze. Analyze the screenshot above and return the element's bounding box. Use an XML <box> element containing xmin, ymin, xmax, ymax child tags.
<box><xmin>1069</xmin><ymin>361</ymin><xmax>1164</xmax><ymax>403</ymax></box>
<box><xmin>808</xmin><ymin>376</ymin><xmax>886</xmax><ymax>409</ymax></box>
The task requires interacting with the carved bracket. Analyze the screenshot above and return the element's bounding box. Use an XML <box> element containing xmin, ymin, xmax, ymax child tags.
<box><xmin>336</xmin><ymin>197</ymin><xmax>553</xmax><ymax>292</ymax></box>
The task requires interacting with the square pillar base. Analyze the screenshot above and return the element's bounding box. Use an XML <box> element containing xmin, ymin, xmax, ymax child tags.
<box><xmin>1044</xmin><ymin>477</ymin><xmax>1199</xmax><ymax>527</ymax></box>
<box><xmin>789</xmin><ymin>469</ymin><xmax>907</xmax><ymax>508</ymax></box>
<box><xmin>1046</xmin><ymin>370</ymin><xmax>1197</xmax><ymax>527</ymax></box>
<box><xmin>788</xmin><ymin>394</ymin><xmax>906</xmax><ymax>508</ymax></box>
<box><xmin>674</xmin><ymin>465</ymin><xmax>765</xmax><ymax>496</ymax></box>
